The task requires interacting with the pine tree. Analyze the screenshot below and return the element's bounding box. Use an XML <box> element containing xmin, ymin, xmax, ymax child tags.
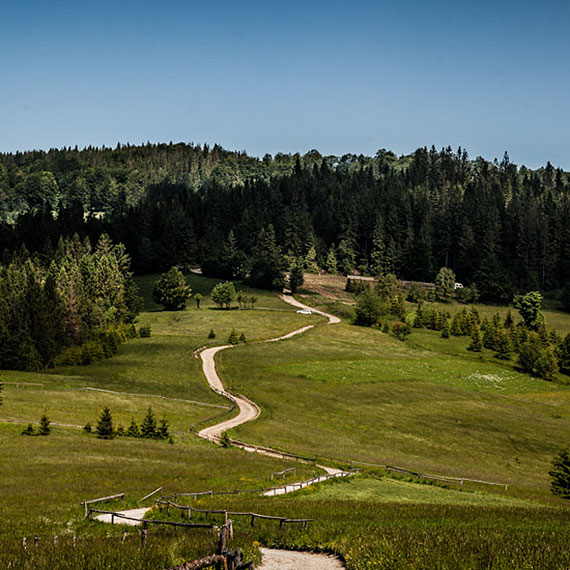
<box><xmin>0</xmin><ymin>379</ymin><xmax>3</xmax><ymax>407</ymax></box>
<box><xmin>228</xmin><ymin>329</ymin><xmax>239</xmax><ymax>345</ymax></box>
<box><xmin>140</xmin><ymin>407</ymin><xmax>158</xmax><ymax>438</ymax></box>
<box><xmin>467</xmin><ymin>324</ymin><xmax>483</xmax><ymax>352</ymax></box>
<box><xmin>304</xmin><ymin>246</ymin><xmax>319</xmax><ymax>274</ymax></box>
<box><xmin>126</xmin><ymin>418</ymin><xmax>141</xmax><ymax>438</ymax></box>
<box><xmin>370</xmin><ymin>218</ymin><xmax>386</xmax><ymax>277</ymax></box>
<box><xmin>38</xmin><ymin>412</ymin><xmax>51</xmax><ymax>436</ymax></box>
<box><xmin>96</xmin><ymin>407</ymin><xmax>114</xmax><ymax>439</ymax></box>
<box><xmin>325</xmin><ymin>247</ymin><xmax>338</xmax><ymax>274</ymax></box>
<box><xmin>550</xmin><ymin>448</ymin><xmax>570</xmax><ymax>498</ymax></box>
<box><xmin>208</xmin><ymin>328</ymin><xmax>216</xmax><ymax>339</ymax></box>
<box><xmin>289</xmin><ymin>260</ymin><xmax>304</xmax><ymax>293</ymax></box>
<box><xmin>157</xmin><ymin>417</ymin><xmax>170</xmax><ymax>440</ymax></box>
<box><xmin>435</xmin><ymin>267</ymin><xmax>456</xmax><ymax>302</ymax></box>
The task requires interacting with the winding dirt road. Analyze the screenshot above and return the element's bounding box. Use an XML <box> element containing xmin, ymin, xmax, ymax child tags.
<box><xmin>198</xmin><ymin>294</ymin><xmax>339</xmax><ymax>443</ymax></box>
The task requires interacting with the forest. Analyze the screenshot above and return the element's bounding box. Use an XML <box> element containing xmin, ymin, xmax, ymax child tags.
<box><xmin>1</xmin><ymin>142</ymin><xmax>569</xmax><ymax>303</ymax></box>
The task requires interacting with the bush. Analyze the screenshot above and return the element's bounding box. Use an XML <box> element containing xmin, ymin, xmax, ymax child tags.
<box><xmin>38</xmin><ymin>412</ymin><xmax>51</xmax><ymax>436</ymax></box>
<box><xmin>228</xmin><ymin>329</ymin><xmax>239</xmax><ymax>345</ymax></box>
<box><xmin>83</xmin><ymin>422</ymin><xmax>92</xmax><ymax>433</ymax></box>
<box><xmin>152</xmin><ymin>267</ymin><xmax>192</xmax><ymax>311</ymax></box>
<box><xmin>139</xmin><ymin>325</ymin><xmax>152</xmax><ymax>338</ymax></box>
<box><xmin>391</xmin><ymin>321</ymin><xmax>411</xmax><ymax>341</ymax></box>
<box><xmin>354</xmin><ymin>288</ymin><xmax>385</xmax><ymax>326</ymax></box>
<box><xmin>406</xmin><ymin>282</ymin><xmax>426</xmax><ymax>303</ymax></box>
<box><xmin>239</xmin><ymin>333</ymin><xmax>247</xmax><ymax>343</ymax></box>
<box><xmin>211</xmin><ymin>281</ymin><xmax>237</xmax><ymax>309</ymax></box>
<box><xmin>518</xmin><ymin>335</ymin><xmax>558</xmax><ymax>380</ymax></box>
<box><xmin>21</xmin><ymin>423</ymin><xmax>35</xmax><ymax>436</ymax></box>
<box><xmin>208</xmin><ymin>328</ymin><xmax>216</xmax><ymax>339</ymax></box>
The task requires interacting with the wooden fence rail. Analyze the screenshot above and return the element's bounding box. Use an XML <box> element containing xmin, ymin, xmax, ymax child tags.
<box><xmin>162</xmin><ymin>469</ymin><xmax>359</xmax><ymax>503</ymax></box>
<box><xmin>155</xmin><ymin>500</ymin><xmax>313</xmax><ymax>529</ymax></box>
<box><xmin>2</xmin><ymin>381</ymin><xmax>44</xmax><ymax>389</ymax></box>
<box><xmin>271</xmin><ymin>467</ymin><xmax>296</xmax><ymax>480</ymax></box>
<box><xmin>81</xmin><ymin>493</ymin><xmax>125</xmax><ymax>517</ymax></box>
<box><xmin>88</xmin><ymin>508</ymin><xmax>215</xmax><ymax>529</ymax></box>
<box><xmin>138</xmin><ymin>486</ymin><xmax>163</xmax><ymax>503</ymax></box>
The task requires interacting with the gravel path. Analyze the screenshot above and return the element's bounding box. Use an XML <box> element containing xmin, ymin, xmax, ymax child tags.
<box><xmin>94</xmin><ymin>507</ymin><xmax>151</xmax><ymax>525</ymax></box>
<box><xmin>259</xmin><ymin>548</ymin><xmax>344</xmax><ymax>569</ymax></box>
<box><xmin>198</xmin><ymin>294</ymin><xmax>338</xmax><ymax>444</ymax></box>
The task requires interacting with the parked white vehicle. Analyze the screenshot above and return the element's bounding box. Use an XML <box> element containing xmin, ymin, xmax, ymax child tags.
<box><xmin>454</xmin><ymin>282</ymin><xmax>463</xmax><ymax>289</ymax></box>
<box><xmin>296</xmin><ymin>309</ymin><xmax>312</xmax><ymax>315</ymax></box>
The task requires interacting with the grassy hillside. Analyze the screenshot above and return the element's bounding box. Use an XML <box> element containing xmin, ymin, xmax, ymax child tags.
<box><xmin>3</xmin><ymin>271</ymin><xmax>570</xmax><ymax>568</ymax></box>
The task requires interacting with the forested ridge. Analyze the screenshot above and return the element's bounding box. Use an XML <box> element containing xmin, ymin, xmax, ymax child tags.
<box><xmin>1</xmin><ymin>142</ymin><xmax>570</xmax><ymax>301</ymax></box>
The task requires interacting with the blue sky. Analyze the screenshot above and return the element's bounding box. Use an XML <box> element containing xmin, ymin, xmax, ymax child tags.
<box><xmin>1</xmin><ymin>0</ymin><xmax>569</xmax><ymax>168</ymax></box>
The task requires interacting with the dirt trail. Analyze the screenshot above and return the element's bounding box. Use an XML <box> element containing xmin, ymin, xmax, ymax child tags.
<box><xmin>259</xmin><ymin>548</ymin><xmax>344</xmax><ymax>570</ymax></box>
<box><xmin>94</xmin><ymin>507</ymin><xmax>150</xmax><ymax>525</ymax></box>
<box><xmin>198</xmin><ymin>294</ymin><xmax>339</xmax><ymax>443</ymax></box>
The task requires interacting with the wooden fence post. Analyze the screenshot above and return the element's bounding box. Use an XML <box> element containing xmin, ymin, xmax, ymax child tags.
<box><xmin>141</xmin><ymin>528</ymin><xmax>148</xmax><ymax>547</ymax></box>
<box><xmin>22</xmin><ymin>537</ymin><xmax>27</xmax><ymax>550</ymax></box>
<box><xmin>34</xmin><ymin>535</ymin><xmax>39</xmax><ymax>550</ymax></box>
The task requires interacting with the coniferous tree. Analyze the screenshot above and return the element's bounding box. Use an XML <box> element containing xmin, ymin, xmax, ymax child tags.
<box><xmin>467</xmin><ymin>324</ymin><xmax>483</xmax><ymax>352</ymax></box>
<box><xmin>550</xmin><ymin>448</ymin><xmax>570</xmax><ymax>498</ymax></box>
<box><xmin>435</xmin><ymin>267</ymin><xmax>455</xmax><ymax>302</ymax></box>
<box><xmin>325</xmin><ymin>247</ymin><xmax>338</xmax><ymax>274</ymax></box>
<box><xmin>126</xmin><ymin>418</ymin><xmax>141</xmax><ymax>438</ymax></box>
<box><xmin>140</xmin><ymin>407</ymin><xmax>158</xmax><ymax>438</ymax></box>
<box><xmin>96</xmin><ymin>407</ymin><xmax>115</xmax><ymax>439</ymax></box>
<box><xmin>38</xmin><ymin>412</ymin><xmax>51</xmax><ymax>436</ymax></box>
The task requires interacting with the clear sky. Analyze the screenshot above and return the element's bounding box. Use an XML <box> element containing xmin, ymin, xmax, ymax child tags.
<box><xmin>1</xmin><ymin>0</ymin><xmax>569</xmax><ymax>169</ymax></box>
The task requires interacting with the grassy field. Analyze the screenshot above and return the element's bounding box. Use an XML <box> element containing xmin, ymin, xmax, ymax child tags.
<box><xmin>0</xmin><ymin>273</ymin><xmax>323</xmax><ymax>545</ymax></box>
<box><xmin>3</xmin><ymin>271</ymin><xmax>570</xmax><ymax>568</ymax></box>
<box><xmin>147</xmin><ymin>476</ymin><xmax>570</xmax><ymax>570</ymax></box>
<box><xmin>221</xmin><ymin>297</ymin><xmax>570</xmax><ymax>493</ymax></box>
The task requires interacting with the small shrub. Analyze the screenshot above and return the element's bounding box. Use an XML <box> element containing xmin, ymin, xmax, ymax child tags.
<box><xmin>83</xmin><ymin>422</ymin><xmax>92</xmax><ymax>433</ymax></box>
<box><xmin>392</xmin><ymin>321</ymin><xmax>411</xmax><ymax>341</ymax></box>
<box><xmin>21</xmin><ymin>423</ymin><xmax>35</xmax><ymax>436</ymax></box>
<box><xmin>139</xmin><ymin>325</ymin><xmax>151</xmax><ymax>338</ymax></box>
<box><xmin>228</xmin><ymin>329</ymin><xmax>239</xmax><ymax>345</ymax></box>
<box><xmin>239</xmin><ymin>333</ymin><xmax>247</xmax><ymax>343</ymax></box>
<box><xmin>38</xmin><ymin>412</ymin><xmax>51</xmax><ymax>436</ymax></box>
<box><xmin>208</xmin><ymin>328</ymin><xmax>216</xmax><ymax>339</ymax></box>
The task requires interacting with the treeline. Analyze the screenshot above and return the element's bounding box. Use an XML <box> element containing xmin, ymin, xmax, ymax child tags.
<box><xmin>0</xmin><ymin>234</ymin><xmax>141</xmax><ymax>370</ymax></box>
<box><xmin>1</xmin><ymin>143</ymin><xmax>570</xmax><ymax>301</ymax></box>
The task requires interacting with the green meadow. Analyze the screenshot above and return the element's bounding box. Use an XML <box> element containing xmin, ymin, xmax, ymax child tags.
<box><xmin>3</xmin><ymin>271</ymin><xmax>570</xmax><ymax>568</ymax></box>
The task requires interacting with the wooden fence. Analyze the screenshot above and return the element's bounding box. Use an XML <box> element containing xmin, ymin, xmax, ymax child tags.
<box><xmin>156</xmin><ymin>499</ymin><xmax>313</xmax><ymax>530</ymax></box>
<box><xmin>162</xmin><ymin>468</ymin><xmax>358</xmax><ymax>503</ymax></box>
<box><xmin>271</xmin><ymin>467</ymin><xmax>296</xmax><ymax>480</ymax></box>
<box><xmin>81</xmin><ymin>492</ymin><xmax>125</xmax><ymax>517</ymax></box>
<box><xmin>87</xmin><ymin>508</ymin><xmax>214</xmax><ymax>530</ymax></box>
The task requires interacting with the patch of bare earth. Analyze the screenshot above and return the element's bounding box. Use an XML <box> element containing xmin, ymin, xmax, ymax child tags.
<box><xmin>259</xmin><ymin>548</ymin><xmax>345</xmax><ymax>570</ymax></box>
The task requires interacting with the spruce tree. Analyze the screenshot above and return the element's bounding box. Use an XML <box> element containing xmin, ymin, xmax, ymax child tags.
<box><xmin>550</xmin><ymin>448</ymin><xmax>570</xmax><ymax>498</ymax></box>
<box><xmin>140</xmin><ymin>407</ymin><xmax>158</xmax><ymax>438</ymax></box>
<box><xmin>157</xmin><ymin>417</ymin><xmax>170</xmax><ymax>440</ymax></box>
<box><xmin>467</xmin><ymin>324</ymin><xmax>483</xmax><ymax>352</ymax></box>
<box><xmin>38</xmin><ymin>412</ymin><xmax>51</xmax><ymax>436</ymax></box>
<box><xmin>325</xmin><ymin>247</ymin><xmax>338</xmax><ymax>274</ymax></box>
<box><xmin>96</xmin><ymin>407</ymin><xmax>115</xmax><ymax>439</ymax></box>
<box><xmin>126</xmin><ymin>418</ymin><xmax>141</xmax><ymax>438</ymax></box>
<box><xmin>228</xmin><ymin>329</ymin><xmax>239</xmax><ymax>345</ymax></box>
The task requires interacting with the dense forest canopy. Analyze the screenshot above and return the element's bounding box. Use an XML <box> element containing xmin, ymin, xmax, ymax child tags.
<box><xmin>1</xmin><ymin>142</ymin><xmax>569</xmax><ymax>301</ymax></box>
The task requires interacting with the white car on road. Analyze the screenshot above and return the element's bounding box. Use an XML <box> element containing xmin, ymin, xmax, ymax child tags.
<box><xmin>296</xmin><ymin>309</ymin><xmax>312</xmax><ymax>315</ymax></box>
